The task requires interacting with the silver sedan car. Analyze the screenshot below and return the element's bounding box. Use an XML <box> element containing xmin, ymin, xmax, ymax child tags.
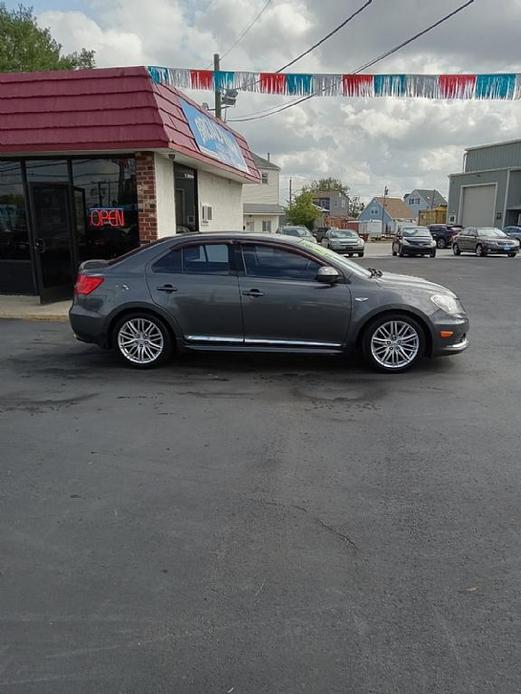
<box><xmin>322</xmin><ymin>228</ymin><xmax>364</xmax><ymax>257</ymax></box>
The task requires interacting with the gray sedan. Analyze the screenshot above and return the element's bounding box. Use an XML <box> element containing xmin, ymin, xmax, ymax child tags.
<box><xmin>70</xmin><ymin>233</ymin><xmax>469</xmax><ymax>373</ymax></box>
<box><xmin>453</xmin><ymin>227</ymin><xmax>519</xmax><ymax>257</ymax></box>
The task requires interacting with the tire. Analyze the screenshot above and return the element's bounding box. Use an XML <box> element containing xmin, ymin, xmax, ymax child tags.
<box><xmin>358</xmin><ymin>252</ymin><xmax>364</xmax><ymax>257</ymax></box>
<box><xmin>430</xmin><ymin>249</ymin><xmax>436</xmax><ymax>258</ymax></box>
<box><xmin>392</xmin><ymin>246</ymin><xmax>397</xmax><ymax>256</ymax></box>
<box><xmin>453</xmin><ymin>243</ymin><xmax>461</xmax><ymax>256</ymax></box>
<box><xmin>436</xmin><ymin>238</ymin><xmax>446</xmax><ymax>249</ymax></box>
<box><xmin>398</xmin><ymin>247</ymin><xmax>406</xmax><ymax>257</ymax></box>
<box><xmin>362</xmin><ymin>313</ymin><xmax>425</xmax><ymax>373</ymax></box>
<box><xmin>476</xmin><ymin>244</ymin><xmax>487</xmax><ymax>257</ymax></box>
<box><xmin>113</xmin><ymin>313</ymin><xmax>173</xmax><ymax>369</ymax></box>
<box><xmin>348</xmin><ymin>253</ymin><xmax>353</xmax><ymax>257</ymax></box>
<box><xmin>509</xmin><ymin>252</ymin><xmax>517</xmax><ymax>258</ymax></box>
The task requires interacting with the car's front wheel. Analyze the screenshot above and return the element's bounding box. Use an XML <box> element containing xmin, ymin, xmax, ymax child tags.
<box><xmin>476</xmin><ymin>244</ymin><xmax>487</xmax><ymax>257</ymax></box>
<box><xmin>509</xmin><ymin>252</ymin><xmax>517</xmax><ymax>257</ymax></box>
<box><xmin>113</xmin><ymin>313</ymin><xmax>173</xmax><ymax>368</ymax></box>
<box><xmin>430</xmin><ymin>249</ymin><xmax>436</xmax><ymax>258</ymax></box>
<box><xmin>358</xmin><ymin>252</ymin><xmax>364</xmax><ymax>257</ymax></box>
<box><xmin>453</xmin><ymin>243</ymin><xmax>461</xmax><ymax>255</ymax></box>
<box><xmin>436</xmin><ymin>238</ymin><xmax>446</xmax><ymax>249</ymax></box>
<box><xmin>362</xmin><ymin>314</ymin><xmax>425</xmax><ymax>373</ymax></box>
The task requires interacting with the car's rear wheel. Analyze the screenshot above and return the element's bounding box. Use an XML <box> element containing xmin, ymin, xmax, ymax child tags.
<box><xmin>453</xmin><ymin>243</ymin><xmax>461</xmax><ymax>256</ymax></box>
<box><xmin>436</xmin><ymin>238</ymin><xmax>446</xmax><ymax>249</ymax></box>
<box><xmin>362</xmin><ymin>314</ymin><xmax>425</xmax><ymax>373</ymax></box>
<box><xmin>113</xmin><ymin>313</ymin><xmax>172</xmax><ymax>368</ymax></box>
<box><xmin>476</xmin><ymin>244</ymin><xmax>487</xmax><ymax>257</ymax></box>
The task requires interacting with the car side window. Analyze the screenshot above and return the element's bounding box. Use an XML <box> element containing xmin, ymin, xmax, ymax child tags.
<box><xmin>242</xmin><ymin>244</ymin><xmax>321</xmax><ymax>281</ymax></box>
<box><xmin>152</xmin><ymin>243</ymin><xmax>231</xmax><ymax>275</ymax></box>
<box><xmin>468</xmin><ymin>229</ymin><xmax>476</xmax><ymax>237</ymax></box>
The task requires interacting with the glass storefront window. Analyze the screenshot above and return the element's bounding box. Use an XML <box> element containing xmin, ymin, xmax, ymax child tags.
<box><xmin>72</xmin><ymin>158</ymin><xmax>139</xmax><ymax>260</ymax></box>
<box><xmin>0</xmin><ymin>160</ymin><xmax>29</xmax><ymax>260</ymax></box>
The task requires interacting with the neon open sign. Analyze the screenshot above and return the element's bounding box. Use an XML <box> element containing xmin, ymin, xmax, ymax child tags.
<box><xmin>89</xmin><ymin>208</ymin><xmax>126</xmax><ymax>228</ymax></box>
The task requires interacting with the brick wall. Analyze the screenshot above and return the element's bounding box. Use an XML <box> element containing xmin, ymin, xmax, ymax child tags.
<box><xmin>135</xmin><ymin>152</ymin><xmax>158</xmax><ymax>244</ymax></box>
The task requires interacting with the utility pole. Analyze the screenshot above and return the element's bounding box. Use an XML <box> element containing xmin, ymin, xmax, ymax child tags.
<box><xmin>213</xmin><ymin>53</ymin><xmax>222</xmax><ymax>120</ymax></box>
<box><xmin>381</xmin><ymin>185</ymin><xmax>388</xmax><ymax>235</ymax></box>
<box><xmin>289</xmin><ymin>178</ymin><xmax>293</xmax><ymax>208</ymax></box>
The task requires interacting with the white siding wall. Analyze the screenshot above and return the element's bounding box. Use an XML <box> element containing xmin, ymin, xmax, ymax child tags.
<box><xmin>197</xmin><ymin>170</ymin><xmax>243</xmax><ymax>231</ymax></box>
<box><xmin>242</xmin><ymin>168</ymin><xmax>279</xmax><ymax>205</ymax></box>
<box><xmin>242</xmin><ymin>214</ymin><xmax>281</xmax><ymax>233</ymax></box>
<box><xmin>154</xmin><ymin>153</ymin><xmax>176</xmax><ymax>237</ymax></box>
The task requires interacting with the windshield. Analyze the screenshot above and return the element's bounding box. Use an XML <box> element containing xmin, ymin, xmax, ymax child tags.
<box><xmin>477</xmin><ymin>228</ymin><xmax>506</xmax><ymax>238</ymax></box>
<box><xmin>299</xmin><ymin>240</ymin><xmax>372</xmax><ymax>278</ymax></box>
<box><xmin>282</xmin><ymin>227</ymin><xmax>310</xmax><ymax>237</ymax></box>
<box><xmin>330</xmin><ymin>230</ymin><xmax>357</xmax><ymax>238</ymax></box>
<box><xmin>402</xmin><ymin>227</ymin><xmax>431</xmax><ymax>237</ymax></box>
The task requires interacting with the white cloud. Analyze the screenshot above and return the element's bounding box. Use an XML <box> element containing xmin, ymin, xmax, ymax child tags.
<box><xmin>37</xmin><ymin>0</ymin><xmax>521</xmax><ymax>201</ymax></box>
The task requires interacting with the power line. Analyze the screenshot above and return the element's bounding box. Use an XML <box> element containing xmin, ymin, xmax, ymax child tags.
<box><xmin>228</xmin><ymin>0</ymin><xmax>475</xmax><ymax>123</ymax></box>
<box><xmin>276</xmin><ymin>0</ymin><xmax>373</xmax><ymax>73</ymax></box>
<box><xmin>220</xmin><ymin>0</ymin><xmax>272</xmax><ymax>62</ymax></box>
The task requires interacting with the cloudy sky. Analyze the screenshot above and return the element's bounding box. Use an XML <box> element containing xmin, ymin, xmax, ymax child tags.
<box><xmin>14</xmin><ymin>0</ymin><xmax>521</xmax><ymax>203</ymax></box>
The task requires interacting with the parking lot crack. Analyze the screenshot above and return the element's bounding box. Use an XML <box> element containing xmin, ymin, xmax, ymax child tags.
<box><xmin>250</xmin><ymin>498</ymin><xmax>358</xmax><ymax>551</ymax></box>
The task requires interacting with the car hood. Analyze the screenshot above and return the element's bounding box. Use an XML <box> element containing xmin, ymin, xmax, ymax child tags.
<box><xmin>375</xmin><ymin>271</ymin><xmax>456</xmax><ymax>297</ymax></box>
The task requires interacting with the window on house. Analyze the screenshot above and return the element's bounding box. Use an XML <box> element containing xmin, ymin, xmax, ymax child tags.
<box><xmin>261</xmin><ymin>172</ymin><xmax>269</xmax><ymax>184</ymax></box>
<box><xmin>262</xmin><ymin>220</ymin><xmax>272</xmax><ymax>233</ymax></box>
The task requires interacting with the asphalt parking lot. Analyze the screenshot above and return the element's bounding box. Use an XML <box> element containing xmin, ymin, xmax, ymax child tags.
<box><xmin>2</xmin><ymin>253</ymin><xmax>521</xmax><ymax>693</ymax></box>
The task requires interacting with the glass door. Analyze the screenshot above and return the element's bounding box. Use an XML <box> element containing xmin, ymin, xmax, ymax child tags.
<box><xmin>29</xmin><ymin>182</ymin><xmax>75</xmax><ymax>303</ymax></box>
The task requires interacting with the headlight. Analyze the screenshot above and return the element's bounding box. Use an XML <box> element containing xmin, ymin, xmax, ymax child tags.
<box><xmin>401</xmin><ymin>238</ymin><xmax>410</xmax><ymax>245</ymax></box>
<box><xmin>430</xmin><ymin>294</ymin><xmax>461</xmax><ymax>315</ymax></box>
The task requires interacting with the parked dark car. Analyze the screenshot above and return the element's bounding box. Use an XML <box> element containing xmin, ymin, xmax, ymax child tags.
<box><xmin>503</xmin><ymin>225</ymin><xmax>521</xmax><ymax>243</ymax></box>
<box><xmin>321</xmin><ymin>228</ymin><xmax>364</xmax><ymax>257</ymax></box>
<box><xmin>452</xmin><ymin>227</ymin><xmax>519</xmax><ymax>257</ymax></box>
<box><xmin>276</xmin><ymin>225</ymin><xmax>317</xmax><ymax>242</ymax></box>
<box><xmin>392</xmin><ymin>227</ymin><xmax>436</xmax><ymax>257</ymax></box>
<box><xmin>428</xmin><ymin>224</ymin><xmax>459</xmax><ymax>249</ymax></box>
<box><xmin>312</xmin><ymin>226</ymin><xmax>330</xmax><ymax>243</ymax></box>
<box><xmin>70</xmin><ymin>233</ymin><xmax>469</xmax><ymax>373</ymax></box>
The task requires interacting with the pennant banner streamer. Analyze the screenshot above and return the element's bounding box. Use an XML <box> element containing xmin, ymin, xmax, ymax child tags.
<box><xmin>148</xmin><ymin>66</ymin><xmax>521</xmax><ymax>100</ymax></box>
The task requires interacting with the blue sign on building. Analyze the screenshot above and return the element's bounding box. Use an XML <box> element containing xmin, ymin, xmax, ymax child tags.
<box><xmin>179</xmin><ymin>98</ymin><xmax>249</xmax><ymax>173</ymax></box>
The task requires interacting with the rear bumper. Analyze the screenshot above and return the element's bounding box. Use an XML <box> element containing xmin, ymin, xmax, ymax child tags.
<box><xmin>69</xmin><ymin>306</ymin><xmax>108</xmax><ymax>347</ymax></box>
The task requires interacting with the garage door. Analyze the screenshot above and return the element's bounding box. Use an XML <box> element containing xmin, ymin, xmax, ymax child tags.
<box><xmin>461</xmin><ymin>184</ymin><xmax>496</xmax><ymax>227</ymax></box>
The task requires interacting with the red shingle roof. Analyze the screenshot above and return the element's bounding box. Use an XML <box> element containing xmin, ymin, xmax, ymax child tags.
<box><xmin>0</xmin><ymin>66</ymin><xmax>260</xmax><ymax>183</ymax></box>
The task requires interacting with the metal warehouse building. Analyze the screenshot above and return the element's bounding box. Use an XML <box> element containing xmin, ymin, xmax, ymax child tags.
<box><xmin>448</xmin><ymin>139</ymin><xmax>521</xmax><ymax>229</ymax></box>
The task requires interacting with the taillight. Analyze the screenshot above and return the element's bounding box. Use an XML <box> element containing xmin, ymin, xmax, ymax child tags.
<box><xmin>74</xmin><ymin>274</ymin><xmax>104</xmax><ymax>295</ymax></box>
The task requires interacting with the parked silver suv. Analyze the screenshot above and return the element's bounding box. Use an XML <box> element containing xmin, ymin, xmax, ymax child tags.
<box><xmin>70</xmin><ymin>233</ymin><xmax>469</xmax><ymax>373</ymax></box>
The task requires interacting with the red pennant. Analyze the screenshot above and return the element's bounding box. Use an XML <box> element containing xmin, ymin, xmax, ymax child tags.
<box><xmin>342</xmin><ymin>74</ymin><xmax>373</xmax><ymax>96</ymax></box>
<box><xmin>439</xmin><ymin>74</ymin><xmax>476</xmax><ymax>98</ymax></box>
<box><xmin>190</xmin><ymin>70</ymin><xmax>214</xmax><ymax>90</ymax></box>
<box><xmin>260</xmin><ymin>73</ymin><xmax>286</xmax><ymax>94</ymax></box>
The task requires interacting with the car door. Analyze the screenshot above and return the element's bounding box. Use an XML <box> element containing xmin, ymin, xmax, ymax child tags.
<box><xmin>464</xmin><ymin>228</ymin><xmax>477</xmax><ymax>252</ymax></box>
<box><xmin>147</xmin><ymin>241</ymin><xmax>243</xmax><ymax>344</ymax></box>
<box><xmin>237</xmin><ymin>241</ymin><xmax>351</xmax><ymax>348</ymax></box>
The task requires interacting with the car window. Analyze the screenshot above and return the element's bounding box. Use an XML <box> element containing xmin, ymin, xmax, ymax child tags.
<box><xmin>242</xmin><ymin>243</ymin><xmax>320</xmax><ymax>281</ymax></box>
<box><xmin>467</xmin><ymin>229</ymin><xmax>476</xmax><ymax>237</ymax></box>
<box><xmin>330</xmin><ymin>230</ymin><xmax>357</xmax><ymax>238</ymax></box>
<box><xmin>477</xmin><ymin>228</ymin><xmax>506</xmax><ymax>238</ymax></box>
<box><xmin>152</xmin><ymin>243</ymin><xmax>230</xmax><ymax>274</ymax></box>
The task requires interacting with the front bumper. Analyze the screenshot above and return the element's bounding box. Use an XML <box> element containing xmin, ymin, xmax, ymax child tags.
<box><xmin>403</xmin><ymin>245</ymin><xmax>435</xmax><ymax>255</ymax></box>
<box><xmin>483</xmin><ymin>246</ymin><xmax>518</xmax><ymax>255</ymax></box>
<box><xmin>431</xmin><ymin>316</ymin><xmax>470</xmax><ymax>356</ymax></box>
<box><xmin>331</xmin><ymin>245</ymin><xmax>364</xmax><ymax>254</ymax></box>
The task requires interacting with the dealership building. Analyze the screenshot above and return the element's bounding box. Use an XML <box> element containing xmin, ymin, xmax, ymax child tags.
<box><xmin>0</xmin><ymin>67</ymin><xmax>260</xmax><ymax>301</ymax></box>
<box><xmin>448</xmin><ymin>139</ymin><xmax>521</xmax><ymax>229</ymax></box>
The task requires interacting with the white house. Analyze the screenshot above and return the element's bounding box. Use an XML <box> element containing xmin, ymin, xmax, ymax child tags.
<box><xmin>242</xmin><ymin>154</ymin><xmax>285</xmax><ymax>233</ymax></box>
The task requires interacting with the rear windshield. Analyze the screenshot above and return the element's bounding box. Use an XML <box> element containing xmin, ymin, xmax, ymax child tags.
<box><xmin>108</xmin><ymin>239</ymin><xmax>169</xmax><ymax>265</ymax></box>
<box><xmin>282</xmin><ymin>227</ymin><xmax>310</xmax><ymax>237</ymax></box>
<box><xmin>403</xmin><ymin>228</ymin><xmax>431</xmax><ymax>237</ymax></box>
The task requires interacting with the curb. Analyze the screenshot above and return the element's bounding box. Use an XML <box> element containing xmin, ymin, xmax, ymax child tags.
<box><xmin>0</xmin><ymin>313</ymin><xmax>68</xmax><ymax>322</ymax></box>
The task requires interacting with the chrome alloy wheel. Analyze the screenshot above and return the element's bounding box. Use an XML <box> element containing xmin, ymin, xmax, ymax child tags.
<box><xmin>370</xmin><ymin>320</ymin><xmax>420</xmax><ymax>369</ymax></box>
<box><xmin>117</xmin><ymin>318</ymin><xmax>164</xmax><ymax>364</ymax></box>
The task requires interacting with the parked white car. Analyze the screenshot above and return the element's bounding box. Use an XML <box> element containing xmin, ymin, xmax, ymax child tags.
<box><xmin>321</xmin><ymin>228</ymin><xmax>365</xmax><ymax>257</ymax></box>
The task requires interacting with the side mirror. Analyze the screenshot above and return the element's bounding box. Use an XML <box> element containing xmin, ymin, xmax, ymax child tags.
<box><xmin>316</xmin><ymin>266</ymin><xmax>341</xmax><ymax>284</ymax></box>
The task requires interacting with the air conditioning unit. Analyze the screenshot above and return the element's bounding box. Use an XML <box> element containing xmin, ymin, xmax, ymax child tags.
<box><xmin>201</xmin><ymin>204</ymin><xmax>213</xmax><ymax>224</ymax></box>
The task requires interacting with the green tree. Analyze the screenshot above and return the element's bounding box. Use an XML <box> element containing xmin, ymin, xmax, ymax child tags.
<box><xmin>286</xmin><ymin>191</ymin><xmax>320</xmax><ymax>230</ymax></box>
<box><xmin>348</xmin><ymin>195</ymin><xmax>364</xmax><ymax>218</ymax></box>
<box><xmin>0</xmin><ymin>3</ymin><xmax>95</xmax><ymax>72</ymax></box>
<box><xmin>307</xmin><ymin>178</ymin><xmax>350</xmax><ymax>196</ymax></box>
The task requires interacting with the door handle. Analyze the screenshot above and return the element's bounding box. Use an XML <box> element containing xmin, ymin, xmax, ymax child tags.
<box><xmin>242</xmin><ymin>289</ymin><xmax>264</xmax><ymax>297</ymax></box>
<box><xmin>156</xmin><ymin>284</ymin><xmax>177</xmax><ymax>293</ymax></box>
